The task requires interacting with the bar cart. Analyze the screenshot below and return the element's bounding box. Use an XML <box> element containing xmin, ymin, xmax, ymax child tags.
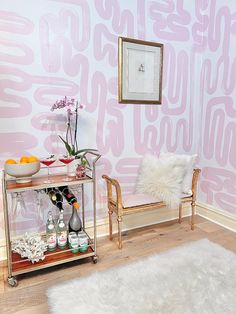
<box><xmin>2</xmin><ymin>152</ymin><xmax>101</xmax><ymax>287</ymax></box>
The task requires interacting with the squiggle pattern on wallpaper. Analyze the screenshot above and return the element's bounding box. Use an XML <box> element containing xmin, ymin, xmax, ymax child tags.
<box><xmin>0</xmin><ymin>0</ymin><xmax>236</xmax><ymax>235</ymax></box>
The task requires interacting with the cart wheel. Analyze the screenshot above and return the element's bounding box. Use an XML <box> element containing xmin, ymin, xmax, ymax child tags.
<box><xmin>92</xmin><ymin>255</ymin><xmax>98</xmax><ymax>264</ymax></box>
<box><xmin>7</xmin><ymin>276</ymin><xmax>18</xmax><ymax>287</ymax></box>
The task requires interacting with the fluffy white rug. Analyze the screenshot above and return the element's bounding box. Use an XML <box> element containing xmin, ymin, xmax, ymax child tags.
<box><xmin>47</xmin><ymin>239</ymin><xmax>236</xmax><ymax>314</ymax></box>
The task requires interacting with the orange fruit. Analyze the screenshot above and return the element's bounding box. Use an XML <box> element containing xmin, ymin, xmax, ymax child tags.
<box><xmin>5</xmin><ymin>159</ymin><xmax>17</xmax><ymax>164</ymax></box>
<box><xmin>28</xmin><ymin>156</ymin><xmax>39</xmax><ymax>163</ymax></box>
<box><xmin>20</xmin><ymin>161</ymin><xmax>28</xmax><ymax>164</ymax></box>
<box><xmin>20</xmin><ymin>156</ymin><xmax>29</xmax><ymax>163</ymax></box>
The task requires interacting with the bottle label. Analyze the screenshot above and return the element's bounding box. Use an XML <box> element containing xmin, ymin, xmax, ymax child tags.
<box><xmin>58</xmin><ymin>222</ymin><xmax>65</xmax><ymax>228</ymax></box>
<box><xmin>79</xmin><ymin>240</ymin><xmax>88</xmax><ymax>247</ymax></box>
<box><xmin>65</xmin><ymin>192</ymin><xmax>76</xmax><ymax>204</ymax></box>
<box><xmin>48</xmin><ymin>223</ymin><xmax>54</xmax><ymax>230</ymax></box>
<box><xmin>78</xmin><ymin>233</ymin><xmax>88</xmax><ymax>252</ymax></box>
<box><xmin>47</xmin><ymin>234</ymin><xmax>57</xmax><ymax>249</ymax></box>
<box><xmin>70</xmin><ymin>235</ymin><xmax>79</xmax><ymax>253</ymax></box>
<box><xmin>71</xmin><ymin>238</ymin><xmax>79</xmax><ymax>248</ymax></box>
<box><xmin>58</xmin><ymin>231</ymin><xmax>67</xmax><ymax>247</ymax></box>
<box><xmin>68</xmin><ymin>232</ymin><xmax>76</xmax><ymax>244</ymax></box>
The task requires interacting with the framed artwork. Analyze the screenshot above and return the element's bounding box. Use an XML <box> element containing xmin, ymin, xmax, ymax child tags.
<box><xmin>118</xmin><ymin>37</ymin><xmax>164</xmax><ymax>104</ymax></box>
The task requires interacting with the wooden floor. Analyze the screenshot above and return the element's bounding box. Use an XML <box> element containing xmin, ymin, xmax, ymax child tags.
<box><xmin>0</xmin><ymin>216</ymin><xmax>236</xmax><ymax>314</ymax></box>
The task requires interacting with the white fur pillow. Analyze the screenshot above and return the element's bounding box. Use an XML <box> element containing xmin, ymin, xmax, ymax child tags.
<box><xmin>159</xmin><ymin>152</ymin><xmax>197</xmax><ymax>194</ymax></box>
<box><xmin>136</xmin><ymin>154</ymin><xmax>186</xmax><ymax>208</ymax></box>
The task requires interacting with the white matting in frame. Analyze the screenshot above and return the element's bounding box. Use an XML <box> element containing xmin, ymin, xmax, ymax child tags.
<box><xmin>119</xmin><ymin>37</ymin><xmax>163</xmax><ymax>104</ymax></box>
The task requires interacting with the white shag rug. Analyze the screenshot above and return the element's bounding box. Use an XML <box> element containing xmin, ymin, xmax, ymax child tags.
<box><xmin>47</xmin><ymin>239</ymin><xmax>236</xmax><ymax>314</ymax></box>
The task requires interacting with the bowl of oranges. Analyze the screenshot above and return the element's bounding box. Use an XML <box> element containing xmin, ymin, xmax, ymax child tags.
<box><xmin>4</xmin><ymin>156</ymin><xmax>40</xmax><ymax>183</ymax></box>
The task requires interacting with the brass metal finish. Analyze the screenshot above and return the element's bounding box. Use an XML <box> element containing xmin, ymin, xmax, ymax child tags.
<box><xmin>2</xmin><ymin>172</ymin><xmax>13</xmax><ymax>278</ymax></box>
<box><xmin>2</xmin><ymin>152</ymin><xmax>101</xmax><ymax>285</ymax></box>
<box><xmin>102</xmin><ymin>169</ymin><xmax>201</xmax><ymax>249</ymax></box>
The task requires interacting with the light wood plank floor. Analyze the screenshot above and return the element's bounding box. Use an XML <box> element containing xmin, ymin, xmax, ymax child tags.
<box><xmin>0</xmin><ymin>216</ymin><xmax>235</xmax><ymax>314</ymax></box>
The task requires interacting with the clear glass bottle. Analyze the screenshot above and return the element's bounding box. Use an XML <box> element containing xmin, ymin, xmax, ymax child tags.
<box><xmin>56</xmin><ymin>210</ymin><xmax>67</xmax><ymax>249</ymax></box>
<box><xmin>46</xmin><ymin>211</ymin><xmax>57</xmax><ymax>251</ymax></box>
<box><xmin>68</xmin><ymin>202</ymin><xmax>82</xmax><ymax>233</ymax></box>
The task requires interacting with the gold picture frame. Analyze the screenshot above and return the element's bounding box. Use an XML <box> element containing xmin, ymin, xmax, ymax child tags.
<box><xmin>118</xmin><ymin>37</ymin><xmax>164</xmax><ymax>104</ymax></box>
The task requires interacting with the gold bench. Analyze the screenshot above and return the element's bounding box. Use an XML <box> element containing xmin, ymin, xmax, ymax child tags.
<box><xmin>102</xmin><ymin>168</ymin><xmax>201</xmax><ymax>249</ymax></box>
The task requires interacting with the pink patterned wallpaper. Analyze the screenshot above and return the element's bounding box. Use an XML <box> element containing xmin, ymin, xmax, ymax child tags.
<box><xmin>0</xmin><ymin>0</ymin><xmax>235</xmax><ymax>241</ymax></box>
<box><xmin>197</xmin><ymin>0</ymin><xmax>236</xmax><ymax>215</ymax></box>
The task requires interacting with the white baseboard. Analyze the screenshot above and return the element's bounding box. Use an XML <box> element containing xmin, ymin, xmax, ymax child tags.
<box><xmin>0</xmin><ymin>239</ymin><xmax>6</xmax><ymax>263</ymax></box>
<box><xmin>196</xmin><ymin>202</ymin><xmax>236</xmax><ymax>232</ymax></box>
<box><xmin>94</xmin><ymin>204</ymin><xmax>191</xmax><ymax>237</ymax></box>
<box><xmin>0</xmin><ymin>205</ymin><xmax>191</xmax><ymax>262</ymax></box>
<box><xmin>1</xmin><ymin>203</ymin><xmax>235</xmax><ymax>263</ymax></box>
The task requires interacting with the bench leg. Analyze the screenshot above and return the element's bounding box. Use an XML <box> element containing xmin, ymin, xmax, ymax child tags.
<box><xmin>108</xmin><ymin>209</ymin><xmax>113</xmax><ymax>240</ymax></box>
<box><xmin>117</xmin><ymin>215</ymin><xmax>122</xmax><ymax>249</ymax></box>
<box><xmin>178</xmin><ymin>203</ymin><xmax>182</xmax><ymax>224</ymax></box>
<box><xmin>191</xmin><ymin>200</ymin><xmax>195</xmax><ymax>230</ymax></box>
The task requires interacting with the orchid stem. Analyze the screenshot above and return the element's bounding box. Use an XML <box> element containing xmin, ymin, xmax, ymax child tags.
<box><xmin>74</xmin><ymin>101</ymin><xmax>78</xmax><ymax>151</ymax></box>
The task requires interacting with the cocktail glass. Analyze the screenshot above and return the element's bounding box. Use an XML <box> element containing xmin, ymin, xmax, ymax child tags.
<box><xmin>40</xmin><ymin>156</ymin><xmax>56</xmax><ymax>183</ymax></box>
<box><xmin>59</xmin><ymin>155</ymin><xmax>75</xmax><ymax>181</ymax></box>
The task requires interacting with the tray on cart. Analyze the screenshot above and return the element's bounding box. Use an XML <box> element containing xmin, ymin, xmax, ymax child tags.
<box><xmin>11</xmin><ymin>245</ymin><xmax>96</xmax><ymax>275</ymax></box>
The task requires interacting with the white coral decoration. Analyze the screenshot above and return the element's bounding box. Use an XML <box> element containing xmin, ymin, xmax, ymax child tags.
<box><xmin>11</xmin><ymin>233</ymin><xmax>48</xmax><ymax>264</ymax></box>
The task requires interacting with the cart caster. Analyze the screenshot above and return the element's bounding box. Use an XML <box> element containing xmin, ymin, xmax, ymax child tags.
<box><xmin>7</xmin><ymin>276</ymin><xmax>18</xmax><ymax>287</ymax></box>
<box><xmin>92</xmin><ymin>255</ymin><xmax>98</xmax><ymax>264</ymax></box>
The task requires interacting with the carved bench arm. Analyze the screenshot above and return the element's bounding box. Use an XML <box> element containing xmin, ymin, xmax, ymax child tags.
<box><xmin>192</xmin><ymin>168</ymin><xmax>201</xmax><ymax>202</ymax></box>
<box><xmin>102</xmin><ymin>175</ymin><xmax>123</xmax><ymax>215</ymax></box>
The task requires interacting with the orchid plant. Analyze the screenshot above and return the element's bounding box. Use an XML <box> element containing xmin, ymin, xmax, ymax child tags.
<box><xmin>51</xmin><ymin>96</ymin><xmax>97</xmax><ymax>166</ymax></box>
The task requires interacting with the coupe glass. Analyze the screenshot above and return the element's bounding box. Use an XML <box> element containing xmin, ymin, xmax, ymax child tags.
<box><xmin>40</xmin><ymin>156</ymin><xmax>56</xmax><ymax>183</ymax></box>
<box><xmin>59</xmin><ymin>155</ymin><xmax>75</xmax><ymax>181</ymax></box>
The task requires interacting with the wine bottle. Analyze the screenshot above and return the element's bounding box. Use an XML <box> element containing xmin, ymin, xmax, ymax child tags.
<box><xmin>68</xmin><ymin>202</ymin><xmax>82</xmax><ymax>233</ymax></box>
<box><xmin>45</xmin><ymin>188</ymin><xmax>64</xmax><ymax>211</ymax></box>
<box><xmin>58</xmin><ymin>186</ymin><xmax>79</xmax><ymax>207</ymax></box>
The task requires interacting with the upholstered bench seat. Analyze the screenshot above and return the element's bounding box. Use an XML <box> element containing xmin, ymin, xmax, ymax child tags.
<box><xmin>122</xmin><ymin>193</ymin><xmax>161</xmax><ymax>208</ymax></box>
<box><xmin>102</xmin><ymin>168</ymin><xmax>201</xmax><ymax>249</ymax></box>
<box><xmin>122</xmin><ymin>193</ymin><xmax>192</xmax><ymax>209</ymax></box>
